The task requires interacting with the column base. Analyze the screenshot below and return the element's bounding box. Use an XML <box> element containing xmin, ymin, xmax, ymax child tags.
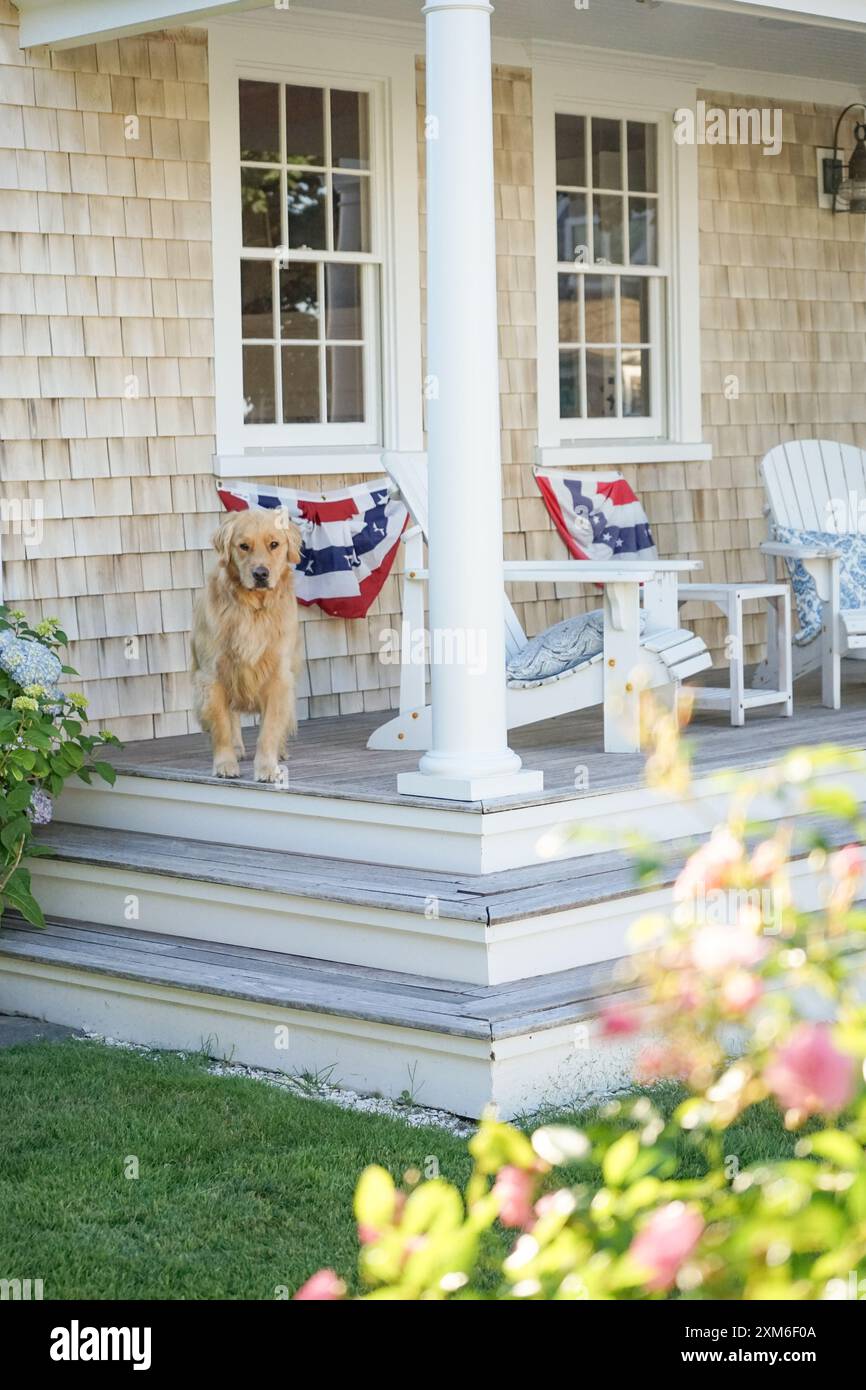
<box><xmin>397</xmin><ymin>768</ymin><xmax>544</xmax><ymax>802</ymax></box>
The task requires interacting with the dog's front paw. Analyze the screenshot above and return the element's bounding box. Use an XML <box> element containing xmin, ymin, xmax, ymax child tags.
<box><xmin>254</xmin><ymin>757</ymin><xmax>286</xmax><ymax>784</ymax></box>
<box><xmin>213</xmin><ymin>755</ymin><xmax>241</xmax><ymax>779</ymax></box>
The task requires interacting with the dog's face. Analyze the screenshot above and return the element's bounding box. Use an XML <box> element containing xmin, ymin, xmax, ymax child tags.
<box><xmin>214</xmin><ymin>509</ymin><xmax>302</xmax><ymax>592</ymax></box>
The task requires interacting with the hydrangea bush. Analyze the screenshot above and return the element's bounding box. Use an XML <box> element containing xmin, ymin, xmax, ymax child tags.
<box><xmin>0</xmin><ymin>606</ymin><xmax>117</xmax><ymax>928</ymax></box>
<box><xmin>295</xmin><ymin>699</ymin><xmax>866</xmax><ymax>1301</ymax></box>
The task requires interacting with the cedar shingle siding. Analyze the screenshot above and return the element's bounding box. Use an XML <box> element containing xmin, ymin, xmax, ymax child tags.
<box><xmin>0</xmin><ymin>4</ymin><xmax>859</xmax><ymax>735</ymax></box>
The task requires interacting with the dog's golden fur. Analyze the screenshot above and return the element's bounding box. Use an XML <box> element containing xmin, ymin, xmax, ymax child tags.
<box><xmin>192</xmin><ymin>508</ymin><xmax>303</xmax><ymax>782</ymax></box>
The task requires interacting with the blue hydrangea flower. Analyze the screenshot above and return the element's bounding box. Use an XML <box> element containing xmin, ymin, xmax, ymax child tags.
<box><xmin>27</xmin><ymin>788</ymin><xmax>53</xmax><ymax>825</ymax></box>
<box><xmin>0</xmin><ymin>630</ymin><xmax>62</xmax><ymax>690</ymax></box>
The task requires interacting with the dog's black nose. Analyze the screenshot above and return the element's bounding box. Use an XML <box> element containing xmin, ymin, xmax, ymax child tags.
<box><xmin>252</xmin><ymin>566</ymin><xmax>270</xmax><ymax>585</ymax></box>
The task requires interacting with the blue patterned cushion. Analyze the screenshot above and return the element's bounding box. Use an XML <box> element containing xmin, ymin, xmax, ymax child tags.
<box><xmin>774</xmin><ymin>525</ymin><xmax>866</xmax><ymax>645</ymax></box>
<box><xmin>506</xmin><ymin>608</ymin><xmax>647</xmax><ymax>689</ymax></box>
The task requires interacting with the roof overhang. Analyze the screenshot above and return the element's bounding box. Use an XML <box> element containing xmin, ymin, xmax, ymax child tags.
<box><xmin>13</xmin><ymin>0</ymin><xmax>259</xmax><ymax>49</ymax></box>
<box><xmin>12</xmin><ymin>0</ymin><xmax>866</xmax><ymax>49</ymax></box>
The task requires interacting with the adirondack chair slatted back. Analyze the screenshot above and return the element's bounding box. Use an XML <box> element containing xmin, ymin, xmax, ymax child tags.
<box><xmin>381</xmin><ymin>451</ymin><xmax>528</xmax><ymax>659</ymax></box>
<box><xmin>762</xmin><ymin>440</ymin><xmax>866</xmax><ymax>534</ymax></box>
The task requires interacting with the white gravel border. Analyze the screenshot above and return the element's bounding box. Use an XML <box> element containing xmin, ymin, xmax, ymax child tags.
<box><xmin>74</xmin><ymin>1030</ymin><xmax>476</xmax><ymax>1138</ymax></box>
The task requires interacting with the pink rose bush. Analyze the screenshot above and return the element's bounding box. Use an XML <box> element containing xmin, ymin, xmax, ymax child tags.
<box><xmin>295</xmin><ymin>738</ymin><xmax>866</xmax><ymax>1300</ymax></box>
<box><xmin>629</xmin><ymin>1203</ymin><xmax>704</xmax><ymax>1291</ymax></box>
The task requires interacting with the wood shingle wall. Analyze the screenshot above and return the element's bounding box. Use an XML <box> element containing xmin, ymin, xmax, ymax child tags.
<box><xmin>1</xmin><ymin>4</ymin><xmax>861</xmax><ymax>737</ymax></box>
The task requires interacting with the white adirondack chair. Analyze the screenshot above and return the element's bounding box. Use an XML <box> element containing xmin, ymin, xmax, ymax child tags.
<box><xmin>752</xmin><ymin>440</ymin><xmax>866</xmax><ymax>710</ymax></box>
<box><xmin>367</xmin><ymin>454</ymin><xmax>711</xmax><ymax>753</ymax></box>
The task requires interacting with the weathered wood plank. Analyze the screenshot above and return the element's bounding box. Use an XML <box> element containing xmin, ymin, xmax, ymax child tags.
<box><xmin>0</xmin><ymin>916</ymin><xmax>634</xmax><ymax>1040</ymax></box>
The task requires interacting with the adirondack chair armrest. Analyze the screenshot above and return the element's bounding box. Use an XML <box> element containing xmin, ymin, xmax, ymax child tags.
<box><xmin>760</xmin><ymin>541</ymin><xmax>841</xmax><ymax>561</ymax></box>
<box><xmin>760</xmin><ymin>542</ymin><xmax>841</xmax><ymax>606</ymax></box>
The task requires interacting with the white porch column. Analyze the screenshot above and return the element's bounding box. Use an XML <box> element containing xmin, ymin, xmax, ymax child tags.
<box><xmin>397</xmin><ymin>0</ymin><xmax>543</xmax><ymax>802</ymax></box>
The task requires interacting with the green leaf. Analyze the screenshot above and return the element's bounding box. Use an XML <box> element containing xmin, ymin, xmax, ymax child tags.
<box><xmin>805</xmin><ymin>1131</ymin><xmax>864</xmax><ymax>1170</ymax></box>
<box><xmin>804</xmin><ymin>787</ymin><xmax>861</xmax><ymax>821</ymax></box>
<box><xmin>0</xmin><ymin>817</ymin><xmax>29</xmax><ymax>852</ymax></box>
<box><xmin>602</xmin><ymin>1131</ymin><xmax>641</xmax><ymax>1188</ymax></box>
<box><xmin>60</xmin><ymin>743</ymin><xmax>84</xmax><ymax>769</ymax></box>
<box><xmin>3</xmin><ymin>868</ymin><xmax>44</xmax><ymax>928</ymax></box>
<box><xmin>353</xmin><ymin>1165</ymin><xmax>396</xmax><ymax>1233</ymax></box>
<box><xmin>90</xmin><ymin>761</ymin><xmax>117</xmax><ymax>786</ymax></box>
<box><xmin>6</xmin><ymin>784</ymin><xmax>32</xmax><ymax>812</ymax></box>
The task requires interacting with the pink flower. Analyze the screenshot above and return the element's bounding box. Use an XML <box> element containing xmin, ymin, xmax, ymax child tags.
<box><xmin>750</xmin><ymin>838</ymin><xmax>785</xmax><ymax>881</ymax></box>
<box><xmin>721</xmin><ymin>970</ymin><xmax>763</xmax><ymax>1015</ymax></box>
<box><xmin>674</xmin><ymin>827</ymin><xmax>743</xmax><ymax>900</ymax></box>
<box><xmin>492</xmin><ymin>1165</ymin><xmax>536</xmax><ymax>1229</ymax></box>
<box><xmin>600</xmin><ymin>1003</ymin><xmax>639</xmax><ymax>1037</ymax></box>
<box><xmin>690</xmin><ymin>924</ymin><xmax>766</xmax><ymax>977</ymax></box>
<box><xmin>635</xmin><ymin>1043</ymin><xmax>686</xmax><ymax>1084</ymax></box>
<box><xmin>293</xmin><ymin>1269</ymin><xmax>345</xmax><ymax>1301</ymax></box>
<box><xmin>765</xmin><ymin>1024</ymin><xmax>856</xmax><ymax>1118</ymax></box>
<box><xmin>629</xmin><ymin>1202</ymin><xmax>704</xmax><ymax>1291</ymax></box>
<box><xmin>831</xmin><ymin>844</ymin><xmax>863</xmax><ymax>881</ymax></box>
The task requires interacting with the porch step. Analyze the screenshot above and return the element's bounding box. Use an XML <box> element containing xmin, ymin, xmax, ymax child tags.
<box><xmin>0</xmin><ymin>915</ymin><xmax>640</xmax><ymax>1119</ymax></box>
<box><xmin>29</xmin><ymin>821</ymin><xmax>698</xmax><ymax>987</ymax></box>
<box><xmin>29</xmin><ymin>819</ymin><xmax>838</xmax><ymax>987</ymax></box>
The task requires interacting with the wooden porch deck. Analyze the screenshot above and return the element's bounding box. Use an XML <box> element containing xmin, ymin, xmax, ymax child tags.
<box><xmin>111</xmin><ymin>668</ymin><xmax>866</xmax><ymax>809</ymax></box>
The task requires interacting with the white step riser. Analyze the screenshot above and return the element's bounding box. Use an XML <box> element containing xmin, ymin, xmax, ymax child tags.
<box><xmin>30</xmin><ymin>854</ymin><xmax>830</xmax><ymax>988</ymax></box>
<box><xmin>56</xmin><ymin>762</ymin><xmax>866</xmax><ymax>875</ymax></box>
<box><xmin>0</xmin><ymin>957</ymin><xmax>643</xmax><ymax>1120</ymax></box>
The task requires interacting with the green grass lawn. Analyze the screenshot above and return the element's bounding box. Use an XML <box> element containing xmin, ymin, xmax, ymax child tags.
<box><xmin>0</xmin><ymin>1038</ymin><xmax>803</xmax><ymax>1300</ymax></box>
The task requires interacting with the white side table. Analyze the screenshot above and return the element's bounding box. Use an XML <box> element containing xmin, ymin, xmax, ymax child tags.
<box><xmin>678</xmin><ymin>582</ymin><xmax>793</xmax><ymax>727</ymax></box>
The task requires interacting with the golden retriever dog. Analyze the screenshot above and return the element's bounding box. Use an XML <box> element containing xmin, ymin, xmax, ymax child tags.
<box><xmin>192</xmin><ymin>507</ymin><xmax>303</xmax><ymax>782</ymax></box>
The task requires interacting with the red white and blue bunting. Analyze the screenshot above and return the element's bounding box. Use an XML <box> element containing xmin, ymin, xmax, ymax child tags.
<box><xmin>217</xmin><ymin>479</ymin><xmax>408</xmax><ymax>619</ymax></box>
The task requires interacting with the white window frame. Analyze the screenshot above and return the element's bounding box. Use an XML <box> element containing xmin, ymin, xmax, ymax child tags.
<box><xmin>533</xmin><ymin>58</ymin><xmax>704</xmax><ymax>459</ymax></box>
<box><xmin>210</xmin><ymin>20</ymin><xmax>423</xmax><ymax>464</ymax></box>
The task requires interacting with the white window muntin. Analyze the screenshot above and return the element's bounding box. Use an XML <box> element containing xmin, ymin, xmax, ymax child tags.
<box><xmin>555</xmin><ymin>111</ymin><xmax>665</xmax><ymax>438</ymax></box>
<box><xmin>236</xmin><ymin>70</ymin><xmax>381</xmax><ymax>446</ymax></box>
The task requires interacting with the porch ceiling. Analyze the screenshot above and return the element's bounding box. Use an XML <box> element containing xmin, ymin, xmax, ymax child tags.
<box><xmin>303</xmin><ymin>0</ymin><xmax>866</xmax><ymax>85</ymax></box>
<box><xmin>15</xmin><ymin>0</ymin><xmax>866</xmax><ymax>87</ymax></box>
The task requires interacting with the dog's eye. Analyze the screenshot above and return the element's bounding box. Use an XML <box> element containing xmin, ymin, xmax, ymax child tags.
<box><xmin>238</xmin><ymin>542</ymin><xmax>251</xmax><ymax>552</ymax></box>
<box><xmin>269</xmin><ymin>540</ymin><xmax>279</xmax><ymax>550</ymax></box>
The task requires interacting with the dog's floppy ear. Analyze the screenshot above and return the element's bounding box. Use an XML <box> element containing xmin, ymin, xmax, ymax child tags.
<box><xmin>285</xmin><ymin>520</ymin><xmax>303</xmax><ymax>566</ymax></box>
<box><xmin>213</xmin><ymin>513</ymin><xmax>238</xmax><ymax>561</ymax></box>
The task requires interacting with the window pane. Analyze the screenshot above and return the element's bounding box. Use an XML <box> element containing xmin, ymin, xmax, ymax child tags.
<box><xmin>239</xmin><ymin>80</ymin><xmax>279</xmax><ymax>163</ymax></box>
<box><xmin>628</xmin><ymin>197</ymin><xmax>657</xmax><ymax>265</ymax></box>
<box><xmin>331</xmin><ymin>89</ymin><xmax>370</xmax><ymax>170</ymax></box>
<box><xmin>287</xmin><ymin>171</ymin><xmax>327</xmax><ymax>250</ymax></box>
<box><xmin>326</xmin><ymin>264</ymin><xmax>362</xmax><ymax>340</ymax></box>
<box><xmin>555</xmin><ymin>113</ymin><xmax>586</xmax><ymax>186</ymax></box>
<box><xmin>559</xmin><ymin>349</ymin><xmax>582</xmax><ymax>419</ymax></box>
<box><xmin>280</xmin><ymin>263</ymin><xmax>319</xmax><ymax>339</ymax></box>
<box><xmin>627</xmin><ymin>122</ymin><xmax>657</xmax><ymax>193</ymax></box>
<box><xmin>621</xmin><ymin>276</ymin><xmax>649</xmax><ymax>344</ymax></box>
<box><xmin>586</xmin><ymin>348</ymin><xmax>617</xmax><ymax>418</ymax></box>
<box><xmin>593</xmin><ymin>195</ymin><xmax>624</xmax><ymax>264</ymax></box>
<box><xmin>622</xmin><ymin>348</ymin><xmax>650</xmax><ymax>417</ymax></box>
<box><xmin>557</xmin><ymin>191</ymin><xmax>588</xmax><ymax>262</ymax></box>
<box><xmin>243</xmin><ymin>345</ymin><xmax>276</xmax><ymax>423</ymax></box>
<box><xmin>241</xmin><ymin>168</ymin><xmax>281</xmax><ymax>248</ymax></box>
<box><xmin>584</xmin><ymin>275</ymin><xmax>616</xmax><ymax>343</ymax></box>
<box><xmin>592</xmin><ymin>117</ymin><xmax>621</xmax><ymax>189</ymax></box>
<box><xmin>557</xmin><ymin>275</ymin><xmax>580</xmax><ymax>343</ymax></box>
<box><xmin>332</xmin><ymin>173</ymin><xmax>370</xmax><ymax>252</ymax></box>
<box><xmin>241</xmin><ymin>261</ymin><xmax>273</xmax><ymax>339</ymax></box>
<box><xmin>285</xmin><ymin>85</ymin><xmax>324</xmax><ymax>165</ymax></box>
<box><xmin>327</xmin><ymin>346</ymin><xmax>364</xmax><ymax>422</ymax></box>
<box><xmin>281</xmin><ymin>346</ymin><xmax>320</xmax><ymax>423</ymax></box>
<box><xmin>558</xmin><ymin>273</ymin><xmax>578</xmax><ymax>341</ymax></box>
